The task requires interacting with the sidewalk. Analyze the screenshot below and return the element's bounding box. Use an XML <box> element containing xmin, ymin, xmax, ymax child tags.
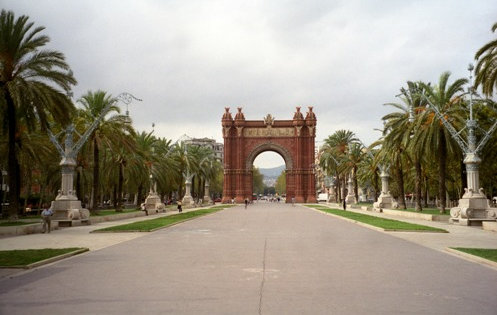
<box><xmin>320</xmin><ymin>202</ymin><xmax>497</xmax><ymax>268</ymax></box>
<box><xmin>0</xmin><ymin>205</ymin><xmax>224</xmax><ymax>252</ymax></box>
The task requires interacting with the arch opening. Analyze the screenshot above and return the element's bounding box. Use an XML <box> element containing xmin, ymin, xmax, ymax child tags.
<box><xmin>252</xmin><ymin>151</ymin><xmax>287</xmax><ymax>199</ymax></box>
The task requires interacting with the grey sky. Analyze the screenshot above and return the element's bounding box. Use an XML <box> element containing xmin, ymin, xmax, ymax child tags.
<box><xmin>4</xmin><ymin>0</ymin><xmax>497</xmax><ymax>167</ymax></box>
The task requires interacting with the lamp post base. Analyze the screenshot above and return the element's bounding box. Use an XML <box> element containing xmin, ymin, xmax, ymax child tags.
<box><xmin>50</xmin><ymin>199</ymin><xmax>90</xmax><ymax>226</ymax></box>
<box><xmin>449</xmin><ymin>190</ymin><xmax>497</xmax><ymax>226</ymax></box>
<box><xmin>141</xmin><ymin>193</ymin><xmax>165</xmax><ymax>215</ymax></box>
<box><xmin>373</xmin><ymin>194</ymin><xmax>398</xmax><ymax>212</ymax></box>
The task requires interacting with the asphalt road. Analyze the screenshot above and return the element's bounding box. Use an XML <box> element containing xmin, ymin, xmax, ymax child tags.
<box><xmin>1</xmin><ymin>202</ymin><xmax>496</xmax><ymax>314</ymax></box>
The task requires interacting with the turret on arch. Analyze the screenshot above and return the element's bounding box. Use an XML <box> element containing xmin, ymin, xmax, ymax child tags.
<box><xmin>221</xmin><ymin>107</ymin><xmax>317</xmax><ymax>203</ymax></box>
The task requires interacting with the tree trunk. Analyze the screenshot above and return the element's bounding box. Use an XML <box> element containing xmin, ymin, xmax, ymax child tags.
<box><xmin>336</xmin><ymin>173</ymin><xmax>341</xmax><ymax>202</ymax></box>
<box><xmin>353</xmin><ymin>167</ymin><xmax>359</xmax><ymax>202</ymax></box>
<box><xmin>396</xmin><ymin>155</ymin><xmax>407</xmax><ymax>209</ymax></box>
<box><xmin>137</xmin><ymin>183</ymin><xmax>143</xmax><ymax>210</ymax></box>
<box><xmin>438</xmin><ymin>130</ymin><xmax>447</xmax><ymax>214</ymax></box>
<box><xmin>112</xmin><ymin>185</ymin><xmax>117</xmax><ymax>209</ymax></box>
<box><xmin>116</xmin><ymin>162</ymin><xmax>124</xmax><ymax>212</ymax></box>
<box><xmin>91</xmin><ymin>136</ymin><xmax>99</xmax><ymax>211</ymax></box>
<box><xmin>23</xmin><ymin>170</ymin><xmax>32</xmax><ymax>214</ymax></box>
<box><xmin>414</xmin><ymin>157</ymin><xmax>423</xmax><ymax>212</ymax></box>
<box><xmin>6</xmin><ymin>89</ymin><xmax>20</xmax><ymax>220</ymax></box>
<box><xmin>423</xmin><ymin>176</ymin><xmax>429</xmax><ymax>208</ymax></box>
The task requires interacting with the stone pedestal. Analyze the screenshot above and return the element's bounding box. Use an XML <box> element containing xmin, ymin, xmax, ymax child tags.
<box><xmin>51</xmin><ymin>199</ymin><xmax>90</xmax><ymax>222</ymax></box>
<box><xmin>373</xmin><ymin>193</ymin><xmax>398</xmax><ymax>212</ymax></box>
<box><xmin>142</xmin><ymin>192</ymin><xmax>165</xmax><ymax>215</ymax></box>
<box><xmin>50</xmin><ymin>159</ymin><xmax>90</xmax><ymax>224</ymax></box>
<box><xmin>449</xmin><ymin>189</ymin><xmax>497</xmax><ymax>226</ymax></box>
<box><xmin>182</xmin><ymin>179</ymin><xmax>195</xmax><ymax>207</ymax></box>
<box><xmin>345</xmin><ymin>175</ymin><xmax>356</xmax><ymax>204</ymax></box>
<box><xmin>373</xmin><ymin>168</ymin><xmax>398</xmax><ymax>212</ymax></box>
<box><xmin>203</xmin><ymin>181</ymin><xmax>212</xmax><ymax>204</ymax></box>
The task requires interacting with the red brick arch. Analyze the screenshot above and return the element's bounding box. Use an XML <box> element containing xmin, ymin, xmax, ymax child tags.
<box><xmin>221</xmin><ymin>107</ymin><xmax>317</xmax><ymax>203</ymax></box>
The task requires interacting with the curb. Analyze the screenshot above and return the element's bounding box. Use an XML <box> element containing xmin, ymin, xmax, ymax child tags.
<box><xmin>0</xmin><ymin>248</ymin><xmax>89</xmax><ymax>269</ymax></box>
<box><xmin>445</xmin><ymin>248</ymin><xmax>497</xmax><ymax>271</ymax></box>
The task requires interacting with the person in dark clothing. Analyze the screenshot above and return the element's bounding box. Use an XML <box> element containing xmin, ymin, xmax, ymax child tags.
<box><xmin>343</xmin><ymin>199</ymin><xmax>346</xmax><ymax>211</ymax></box>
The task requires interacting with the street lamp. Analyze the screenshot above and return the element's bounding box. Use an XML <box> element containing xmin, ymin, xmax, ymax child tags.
<box><xmin>421</xmin><ymin>64</ymin><xmax>497</xmax><ymax>225</ymax></box>
<box><xmin>47</xmin><ymin>92</ymin><xmax>141</xmax><ymax>222</ymax></box>
<box><xmin>356</xmin><ymin>138</ymin><xmax>397</xmax><ymax>211</ymax></box>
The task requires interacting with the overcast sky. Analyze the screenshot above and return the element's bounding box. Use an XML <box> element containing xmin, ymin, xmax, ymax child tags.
<box><xmin>4</xmin><ymin>0</ymin><xmax>497</xmax><ymax>167</ymax></box>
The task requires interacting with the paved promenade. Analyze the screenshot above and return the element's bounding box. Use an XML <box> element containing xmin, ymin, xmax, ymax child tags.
<box><xmin>0</xmin><ymin>202</ymin><xmax>496</xmax><ymax>314</ymax></box>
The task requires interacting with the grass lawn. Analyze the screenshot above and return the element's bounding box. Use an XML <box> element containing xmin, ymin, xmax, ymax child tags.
<box><xmin>0</xmin><ymin>248</ymin><xmax>88</xmax><ymax>267</ymax></box>
<box><xmin>0</xmin><ymin>221</ymin><xmax>37</xmax><ymax>227</ymax></box>
<box><xmin>451</xmin><ymin>248</ymin><xmax>497</xmax><ymax>263</ymax></box>
<box><xmin>306</xmin><ymin>205</ymin><xmax>448</xmax><ymax>233</ymax></box>
<box><xmin>94</xmin><ymin>205</ymin><xmax>232</xmax><ymax>232</ymax></box>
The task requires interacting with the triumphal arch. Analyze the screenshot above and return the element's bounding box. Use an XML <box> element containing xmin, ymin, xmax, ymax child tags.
<box><xmin>221</xmin><ymin>106</ymin><xmax>317</xmax><ymax>203</ymax></box>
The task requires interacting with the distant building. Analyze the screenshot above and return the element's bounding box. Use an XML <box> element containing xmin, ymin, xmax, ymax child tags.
<box><xmin>184</xmin><ymin>137</ymin><xmax>224</xmax><ymax>162</ymax></box>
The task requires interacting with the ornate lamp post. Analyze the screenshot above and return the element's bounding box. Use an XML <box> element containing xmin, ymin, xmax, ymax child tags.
<box><xmin>423</xmin><ymin>64</ymin><xmax>497</xmax><ymax>225</ymax></box>
<box><xmin>356</xmin><ymin>138</ymin><xmax>397</xmax><ymax>212</ymax></box>
<box><xmin>345</xmin><ymin>170</ymin><xmax>356</xmax><ymax>204</ymax></box>
<box><xmin>47</xmin><ymin>92</ymin><xmax>140</xmax><ymax>223</ymax></box>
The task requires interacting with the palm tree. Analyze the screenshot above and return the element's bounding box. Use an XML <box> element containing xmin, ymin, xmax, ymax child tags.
<box><xmin>0</xmin><ymin>10</ymin><xmax>76</xmax><ymax>219</ymax></box>
<box><xmin>419</xmin><ymin>72</ymin><xmax>467</xmax><ymax>213</ymax></box>
<box><xmin>76</xmin><ymin>90</ymin><xmax>130</xmax><ymax>211</ymax></box>
<box><xmin>475</xmin><ymin>22</ymin><xmax>497</xmax><ymax>97</ymax></box>
<box><xmin>383</xmin><ymin>81</ymin><xmax>428</xmax><ymax>211</ymax></box>
<box><xmin>320</xmin><ymin>130</ymin><xmax>358</xmax><ymax>201</ymax></box>
<box><xmin>154</xmin><ymin>137</ymin><xmax>180</xmax><ymax>200</ymax></box>
<box><xmin>127</xmin><ymin>131</ymin><xmax>157</xmax><ymax>207</ymax></box>
<box><xmin>345</xmin><ymin>142</ymin><xmax>365</xmax><ymax>202</ymax></box>
<box><xmin>319</xmin><ymin>144</ymin><xmax>341</xmax><ymax>201</ymax></box>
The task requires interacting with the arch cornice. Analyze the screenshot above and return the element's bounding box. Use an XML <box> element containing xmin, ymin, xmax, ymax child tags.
<box><xmin>245</xmin><ymin>141</ymin><xmax>293</xmax><ymax>170</ymax></box>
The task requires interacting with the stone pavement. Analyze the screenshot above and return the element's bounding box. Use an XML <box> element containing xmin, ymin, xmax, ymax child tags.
<box><xmin>0</xmin><ymin>202</ymin><xmax>496</xmax><ymax>314</ymax></box>
<box><xmin>323</xmin><ymin>203</ymin><xmax>497</xmax><ymax>268</ymax></box>
<box><xmin>0</xmin><ymin>206</ymin><xmax>205</xmax><ymax>278</ymax></box>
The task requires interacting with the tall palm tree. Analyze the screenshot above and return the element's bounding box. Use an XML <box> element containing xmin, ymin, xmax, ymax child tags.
<box><xmin>154</xmin><ymin>137</ymin><xmax>180</xmax><ymax>200</ymax></box>
<box><xmin>0</xmin><ymin>10</ymin><xmax>76</xmax><ymax>219</ymax></box>
<box><xmin>345</xmin><ymin>142</ymin><xmax>365</xmax><ymax>202</ymax></box>
<box><xmin>383</xmin><ymin>81</ymin><xmax>427</xmax><ymax>211</ymax></box>
<box><xmin>76</xmin><ymin>90</ymin><xmax>130</xmax><ymax>211</ymax></box>
<box><xmin>475</xmin><ymin>22</ymin><xmax>497</xmax><ymax>97</ymax></box>
<box><xmin>127</xmin><ymin>131</ymin><xmax>157</xmax><ymax>207</ymax></box>
<box><xmin>419</xmin><ymin>72</ymin><xmax>467</xmax><ymax>213</ymax></box>
<box><xmin>319</xmin><ymin>144</ymin><xmax>342</xmax><ymax>201</ymax></box>
<box><xmin>321</xmin><ymin>130</ymin><xmax>358</xmax><ymax>201</ymax></box>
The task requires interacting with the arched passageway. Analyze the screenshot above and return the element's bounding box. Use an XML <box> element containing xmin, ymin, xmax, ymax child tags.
<box><xmin>221</xmin><ymin>107</ymin><xmax>317</xmax><ymax>203</ymax></box>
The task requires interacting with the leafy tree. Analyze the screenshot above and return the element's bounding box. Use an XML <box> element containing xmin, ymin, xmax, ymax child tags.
<box><xmin>382</xmin><ymin>81</ymin><xmax>427</xmax><ymax>210</ymax></box>
<box><xmin>77</xmin><ymin>90</ymin><xmax>130</xmax><ymax>211</ymax></box>
<box><xmin>275</xmin><ymin>170</ymin><xmax>286</xmax><ymax>195</ymax></box>
<box><xmin>418</xmin><ymin>72</ymin><xmax>467</xmax><ymax>213</ymax></box>
<box><xmin>320</xmin><ymin>130</ymin><xmax>358</xmax><ymax>201</ymax></box>
<box><xmin>252</xmin><ymin>167</ymin><xmax>264</xmax><ymax>195</ymax></box>
<box><xmin>0</xmin><ymin>10</ymin><xmax>76</xmax><ymax>219</ymax></box>
<box><xmin>475</xmin><ymin>22</ymin><xmax>497</xmax><ymax>97</ymax></box>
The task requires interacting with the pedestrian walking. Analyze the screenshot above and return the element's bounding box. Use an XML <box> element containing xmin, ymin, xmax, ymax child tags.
<box><xmin>177</xmin><ymin>201</ymin><xmax>182</xmax><ymax>213</ymax></box>
<box><xmin>41</xmin><ymin>206</ymin><xmax>54</xmax><ymax>233</ymax></box>
<box><xmin>343</xmin><ymin>199</ymin><xmax>346</xmax><ymax>211</ymax></box>
<box><xmin>244</xmin><ymin>198</ymin><xmax>249</xmax><ymax>209</ymax></box>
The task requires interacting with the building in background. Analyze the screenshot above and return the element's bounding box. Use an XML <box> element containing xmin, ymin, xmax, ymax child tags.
<box><xmin>184</xmin><ymin>136</ymin><xmax>224</xmax><ymax>162</ymax></box>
